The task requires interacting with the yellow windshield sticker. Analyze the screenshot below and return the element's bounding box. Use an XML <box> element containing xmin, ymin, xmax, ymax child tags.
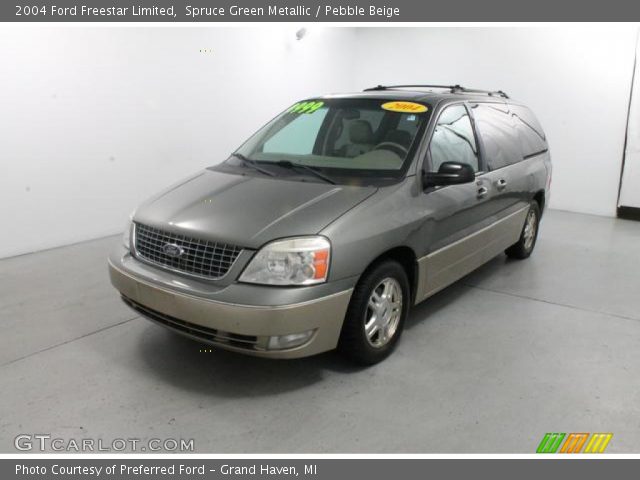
<box><xmin>381</xmin><ymin>101</ymin><xmax>428</xmax><ymax>113</ymax></box>
<box><xmin>289</xmin><ymin>101</ymin><xmax>325</xmax><ymax>114</ymax></box>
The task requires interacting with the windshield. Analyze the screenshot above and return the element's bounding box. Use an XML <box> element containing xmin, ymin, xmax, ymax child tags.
<box><xmin>226</xmin><ymin>98</ymin><xmax>431</xmax><ymax>184</ymax></box>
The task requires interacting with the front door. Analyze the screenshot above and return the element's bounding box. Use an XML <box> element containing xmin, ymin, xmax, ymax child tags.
<box><xmin>415</xmin><ymin>103</ymin><xmax>496</xmax><ymax>301</ymax></box>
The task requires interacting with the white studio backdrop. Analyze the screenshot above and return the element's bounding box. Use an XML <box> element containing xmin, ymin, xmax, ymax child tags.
<box><xmin>0</xmin><ymin>26</ymin><xmax>357</xmax><ymax>259</ymax></box>
<box><xmin>1</xmin><ymin>25</ymin><xmax>638</xmax><ymax>259</ymax></box>
<box><xmin>620</xmin><ymin>31</ymin><xmax>640</xmax><ymax>210</ymax></box>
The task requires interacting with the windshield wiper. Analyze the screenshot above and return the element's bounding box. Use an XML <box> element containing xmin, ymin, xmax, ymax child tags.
<box><xmin>275</xmin><ymin>160</ymin><xmax>336</xmax><ymax>185</ymax></box>
<box><xmin>230</xmin><ymin>153</ymin><xmax>276</xmax><ymax>177</ymax></box>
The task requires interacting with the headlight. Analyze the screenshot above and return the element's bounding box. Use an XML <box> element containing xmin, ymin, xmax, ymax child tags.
<box><xmin>239</xmin><ymin>236</ymin><xmax>330</xmax><ymax>286</ymax></box>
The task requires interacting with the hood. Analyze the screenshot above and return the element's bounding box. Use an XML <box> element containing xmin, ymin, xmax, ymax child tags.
<box><xmin>134</xmin><ymin>169</ymin><xmax>377</xmax><ymax>249</ymax></box>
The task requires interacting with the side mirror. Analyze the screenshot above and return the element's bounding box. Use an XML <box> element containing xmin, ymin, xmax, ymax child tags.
<box><xmin>423</xmin><ymin>162</ymin><xmax>476</xmax><ymax>189</ymax></box>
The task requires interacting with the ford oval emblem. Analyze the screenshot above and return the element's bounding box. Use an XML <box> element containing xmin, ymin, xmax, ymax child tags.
<box><xmin>162</xmin><ymin>243</ymin><xmax>184</xmax><ymax>258</ymax></box>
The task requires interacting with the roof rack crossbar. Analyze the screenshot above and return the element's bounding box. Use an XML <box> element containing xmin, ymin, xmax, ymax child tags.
<box><xmin>364</xmin><ymin>84</ymin><xmax>509</xmax><ymax>99</ymax></box>
<box><xmin>364</xmin><ymin>84</ymin><xmax>459</xmax><ymax>91</ymax></box>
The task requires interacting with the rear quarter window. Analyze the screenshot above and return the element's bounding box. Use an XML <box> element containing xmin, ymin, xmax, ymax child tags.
<box><xmin>510</xmin><ymin>104</ymin><xmax>548</xmax><ymax>158</ymax></box>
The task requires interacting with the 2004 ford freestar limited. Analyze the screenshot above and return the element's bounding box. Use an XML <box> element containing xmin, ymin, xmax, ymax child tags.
<box><xmin>109</xmin><ymin>85</ymin><xmax>551</xmax><ymax>364</ymax></box>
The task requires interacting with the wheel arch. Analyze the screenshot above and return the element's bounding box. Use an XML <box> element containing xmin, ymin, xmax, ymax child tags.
<box><xmin>360</xmin><ymin>246</ymin><xmax>418</xmax><ymax>304</ymax></box>
<box><xmin>533</xmin><ymin>189</ymin><xmax>545</xmax><ymax>215</ymax></box>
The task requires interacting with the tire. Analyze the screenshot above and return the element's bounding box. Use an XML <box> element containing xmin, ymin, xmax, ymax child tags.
<box><xmin>338</xmin><ymin>260</ymin><xmax>410</xmax><ymax>365</ymax></box>
<box><xmin>505</xmin><ymin>201</ymin><xmax>541</xmax><ymax>259</ymax></box>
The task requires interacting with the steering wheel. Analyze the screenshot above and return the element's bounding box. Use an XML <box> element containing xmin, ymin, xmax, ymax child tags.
<box><xmin>373</xmin><ymin>142</ymin><xmax>409</xmax><ymax>158</ymax></box>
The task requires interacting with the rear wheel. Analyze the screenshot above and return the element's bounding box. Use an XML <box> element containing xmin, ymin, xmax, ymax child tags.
<box><xmin>505</xmin><ymin>201</ymin><xmax>540</xmax><ymax>259</ymax></box>
<box><xmin>338</xmin><ymin>260</ymin><xmax>410</xmax><ymax>365</ymax></box>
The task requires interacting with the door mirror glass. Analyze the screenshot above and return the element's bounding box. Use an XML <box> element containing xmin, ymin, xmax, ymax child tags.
<box><xmin>423</xmin><ymin>162</ymin><xmax>476</xmax><ymax>188</ymax></box>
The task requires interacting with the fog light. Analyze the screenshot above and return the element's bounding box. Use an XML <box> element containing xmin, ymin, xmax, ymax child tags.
<box><xmin>267</xmin><ymin>330</ymin><xmax>315</xmax><ymax>350</ymax></box>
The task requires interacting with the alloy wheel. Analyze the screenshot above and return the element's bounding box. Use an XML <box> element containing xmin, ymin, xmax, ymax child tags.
<box><xmin>364</xmin><ymin>277</ymin><xmax>403</xmax><ymax>348</ymax></box>
<box><xmin>523</xmin><ymin>208</ymin><xmax>538</xmax><ymax>251</ymax></box>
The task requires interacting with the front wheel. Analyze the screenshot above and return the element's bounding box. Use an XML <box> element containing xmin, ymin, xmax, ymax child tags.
<box><xmin>338</xmin><ymin>260</ymin><xmax>410</xmax><ymax>365</ymax></box>
<box><xmin>505</xmin><ymin>201</ymin><xmax>540</xmax><ymax>259</ymax></box>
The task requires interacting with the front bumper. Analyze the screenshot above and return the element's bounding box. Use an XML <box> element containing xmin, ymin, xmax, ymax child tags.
<box><xmin>108</xmin><ymin>250</ymin><xmax>354</xmax><ymax>358</ymax></box>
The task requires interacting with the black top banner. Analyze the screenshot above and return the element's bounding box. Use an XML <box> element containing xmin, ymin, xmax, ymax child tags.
<box><xmin>3</xmin><ymin>0</ymin><xmax>640</xmax><ymax>22</ymax></box>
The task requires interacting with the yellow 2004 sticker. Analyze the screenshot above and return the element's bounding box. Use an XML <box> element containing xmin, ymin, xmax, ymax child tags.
<box><xmin>381</xmin><ymin>101</ymin><xmax>428</xmax><ymax>113</ymax></box>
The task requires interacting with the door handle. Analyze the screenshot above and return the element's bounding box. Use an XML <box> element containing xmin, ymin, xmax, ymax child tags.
<box><xmin>477</xmin><ymin>186</ymin><xmax>489</xmax><ymax>198</ymax></box>
<box><xmin>496</xmin><ymin>178</ymin><xmax>507</xmax><ymax>190</ymax></box>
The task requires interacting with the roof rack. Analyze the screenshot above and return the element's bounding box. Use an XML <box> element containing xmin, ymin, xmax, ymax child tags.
<box><xmin>363</xmin><ymin>84</ymin><xmax>509</xmax><ymax>99</ymax></box>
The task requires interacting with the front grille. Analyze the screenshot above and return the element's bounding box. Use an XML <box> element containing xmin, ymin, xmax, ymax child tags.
<box><xmin>133</xmin><ymin>223</ymin><xmax>242</xmax><ymax>280</ymax></box>
<box><xmin>122</xmin><ymin>296</ymin><xmax>264</xmax><ymax>350</ymax></box>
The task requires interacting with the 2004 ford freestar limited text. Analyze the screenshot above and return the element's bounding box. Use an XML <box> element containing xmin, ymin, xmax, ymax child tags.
<box><xmin>109</xmin><ymin>85</ymin><xmax>551</xmax><ymax>364</ymax></box>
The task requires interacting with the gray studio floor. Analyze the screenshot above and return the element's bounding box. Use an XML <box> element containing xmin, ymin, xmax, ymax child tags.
<box><xmin>1</xmin><ymin>209</ymin><xmax>639</xmax><ymax>453</ymax></box>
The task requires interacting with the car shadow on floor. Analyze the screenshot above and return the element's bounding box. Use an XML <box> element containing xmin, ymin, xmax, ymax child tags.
<box><xmin>135</xmin><ymin>325</ymin><xmax>361</xmax><ymax>397</ymax></box>
<box><xmin>133</xmin><ymin>256</ymin><xmax>511</xmax><ymax>398</ymax></box>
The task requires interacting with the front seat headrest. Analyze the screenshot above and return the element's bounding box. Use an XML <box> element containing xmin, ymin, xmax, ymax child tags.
<box><xmin>349</xmin><ymin>120</ymin><xmax>374</xmax><ymax>144</ymax></box>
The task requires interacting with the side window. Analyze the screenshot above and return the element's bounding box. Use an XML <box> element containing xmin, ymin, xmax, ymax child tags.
<box><xmin>471</xmin><ymin>103</ymin><xmax>521</xmax><ymax>170</ymax></box>
<box><xmin>263</xmin><ymin>108</ymin><xmax>328</xmax><ymax>155</ymax></box>
<box><xmin>510</xmin><ymin>104</ymin><xmax>547</xmax><ymax>158</ymax></box>
<box><xmin>429</xmin><ymin>105</ymin><xmax>479</xmax><ymax>172</ymax></box>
